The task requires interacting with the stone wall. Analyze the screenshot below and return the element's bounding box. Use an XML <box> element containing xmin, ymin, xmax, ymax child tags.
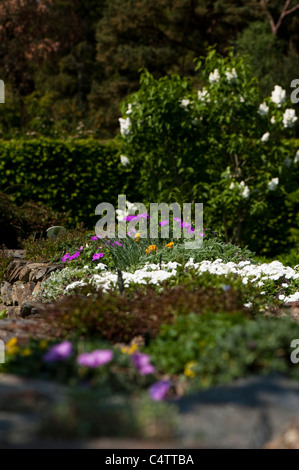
<box><xmin>0</xmin><ymin>255</ymin><xmax>64</xmax><ymax>316</ymax></box>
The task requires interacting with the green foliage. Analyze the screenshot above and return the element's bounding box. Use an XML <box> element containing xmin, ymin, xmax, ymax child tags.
<box><xmin>0</xmin><ymin>192</ymin><xmax>23</xmax><ymax>247</ymax></box>
<box><xmin>0</xmin><ymin>248</ymin><xmax>13</xmax><ymax>284</ymax></box>
<box><xmin>119</xmin><ymin>49</ymin><xmax>299</xmax><ymax>255</ymax></box>
<box><xmin>146</xmin><ymin>314</ymin><xmax>299</xmax><ymax>385</ymax></box>
<box><xmin>39</xmin><ymin>272</ymin><xmax>257</xmax><ymax>343</ymax></box>
<box><xmin>235</xmin><ymin>21</ymin><xmax>299</xmax><ymax>98</ymax></box>
<box><xmin>190</xmin><ymin>316</ymin><xmax>299</xmax><ymax>389</ymax></box>
<box><xmin>0</xmin><ymin>138</ymin><xmax>136</xmax><ymax>227</ymax></box>
<box><xmin>0</xmin><ymin>190</ymin><xmax>69</xmax><ymax>248</ymax></box>
<box><xmin>24</xmin><ymin>226</ymin><xmax>88</xmax><ymax>263</ymax></box>
<box><xmin>146</xmin><ymin>312</ymin><xmax>247</xmax><ymax>375</ymax></box>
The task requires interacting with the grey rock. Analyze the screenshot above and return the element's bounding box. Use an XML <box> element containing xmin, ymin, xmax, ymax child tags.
<box><xmin>175</xmin><ymin>374</ymin><xmax>299</xmax><ymax>448</ymax></box>
<box><xmin>11</xmin><ymin>281</ymin><xmax>25</xmax><ymax>307</ymax></box>
<box><xmin>20</xmin><ymin>301</ymin><xmax>39</xmax><ymax>317</ymax></box>
<box><xmin>5</xmin><ymin>260</ymin><xmax>27</xmax><ymax>283</ymax></box>
<box><xmin>46</xmin><ymin>226</ymin><xmax>66</xmax><ymax>239</ymax></box>
<box><xmin>0</xmin><ymin>282</ymin><xmax>13</xmax><ymax>306</ymax></box>
<box><xmin>18</xmin><ymin>265</ymin><xmax>31</xmax><ymax>282</ymax></box>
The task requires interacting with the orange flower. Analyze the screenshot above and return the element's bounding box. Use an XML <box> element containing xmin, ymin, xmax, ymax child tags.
<box><xmin>145</xmin><ymin>245</ymin><xmax>157</xmax><ymax>254</ymax></box>
<box><xmin>165</xmin><ymin>242</ymin><xmax>174</xmax><ymax>248</ymax></box>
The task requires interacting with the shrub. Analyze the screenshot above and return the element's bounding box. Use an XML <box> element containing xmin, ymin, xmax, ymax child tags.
<box><xmin>0</xmin><ymin>248</ymin><xmax>13</xmax><ymax>283</ymax></box>
<box><xmin>190</xmin><ymin>316</ymin><xmax>299</xmax><ymax>389</ymax></box>
<box><xmin>118</xmin><ymin>47</ymin><xmax>299</xmax><ymax>255</ymax></box>
<box><xmin>0</xmin><ymin>192</ymin><xmax>23</xmax><ymax>247</ymax></box>
<box><xmin>43</xmin><ymin>276</ymin><xmax>254</xmax><ymax>343</ymax></box>
<box><xmin>146</xmin><ymin>314</ymin><xmax>299</xmax><ymax>386</ymax></box>
<box><xmin>24</xmin><ymin>225</ymin><xmax>88</xmax><ymax>263</ymax></box>
<box><xmin>0</xmin><ymin>138</ymin><xmax>139</xmax><ymax>228</ymax></box>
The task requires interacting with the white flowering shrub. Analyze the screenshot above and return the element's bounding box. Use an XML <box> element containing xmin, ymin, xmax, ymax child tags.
<box><xmin>118</xmin><ymin>47</ymin><xmax>298</xmax><ymax>255</ymax></box>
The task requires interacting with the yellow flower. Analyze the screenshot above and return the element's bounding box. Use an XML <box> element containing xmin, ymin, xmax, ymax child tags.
<box><xmin>135</xmin><ymin>232</ymin><xmax>141</xmax><ymax>242</ymax></box>
<box><xmin>39</xmin><ymin>340</ymin><xmax>48</xmax><ymax>350</ymax></box>
<box><xmin>6</xmin><ymin>337</ymin><xmax>17</xmax><ymax>349</ymax></box>
<box><xmin>145</xmin><ymin>245</ymin><xmax>157</xmax><ymax>254</ymax></box>
<box><xmin>121</xmin><ymin>344</ymin><xmax>138</xmax><ymax>355</ymax></box>
<box><xmin>6</xmin><ymin>337</ymin><xmax>21</xmax><ymax>355</ymax></box>
<box><xmin>165</xmin><ymin>242</ymin><xmax>174</xmax><ymax>248</ymax></box>
<box><xmin>21</xmin><ymin>348</ymin><xmax>31</xmax><ymax>357</ymax></box>
<box><xmin>184</xmin><ymin>361</ymin><xmax>197</xmax><ymax>378</ymax></box>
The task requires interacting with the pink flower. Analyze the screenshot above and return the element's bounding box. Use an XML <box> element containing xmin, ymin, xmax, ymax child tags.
<box><xmin>69</xmin><ymin>251</ymin><xmax>80</xmax><ymax>260</ymax></box>
<box><xmin>181</xmin><ymin>222</ymin><xmax>191</xmax><ymax>229</ymax></box>
<box><xmin>131</xmin><ymin>352</ymin><xmax>156</xmax><ymax>375</ymax></box>
<box><xmin>43</xmin><ymin>341</ymin><xmax>72</xmax><ymax>362</ymax></box>
<box><xmin>61</xmin><ymin>253</ymin><xmax>70</xmax><ymax>262</ymax></box>
<box><xmin>159</xmin><ymin>220</ymin><xmax>169</xmax><ymax>227</ymax></box>
<box><xmin>92</xmin><ymin>252</ymin><xmax>104</xmax><ymax>261</ymax></box>
<box><xmin>149</xmin><ymin>380</ymin><xmax>172</xmax><ymax>401</ymax></box>
<box><xmin>91</xmin><ymin>236</ymin><xmax>98</xmax><ymax>241</ymax></box>
<box><xmin>77</xmin><ymin>349</ymin><xmax>113</xmax><ymax>368</ymax></box>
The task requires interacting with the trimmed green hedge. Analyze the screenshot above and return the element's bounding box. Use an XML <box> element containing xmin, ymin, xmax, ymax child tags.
<box><xmin>0</xmin><ymin>138</ymin><xmax>140</xmax><ymax>228</ymax></box>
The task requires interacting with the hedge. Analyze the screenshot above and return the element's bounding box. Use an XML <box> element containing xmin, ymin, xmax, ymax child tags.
<box><xmin>0</xmin><ymin>138</ymin><xmax>141</xmax><ymax>228</ymax></box>
<box><xmin>0</xmin><ymin>138</ymin><xmax>298</xmax><ymax>255</ymax></box>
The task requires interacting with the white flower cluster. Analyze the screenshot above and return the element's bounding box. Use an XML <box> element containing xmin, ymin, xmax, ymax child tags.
<box><xmin>119</xmin><ymin>117</ymin><xmax>131</xmax><ymax>136</ymax></box>
<box><xmin>258</xmin><ymin>102</ymin><xmax>269</xmax><ymax>116</ymax></box>
<box><xmin>239</xmin><ymin>181</ymin><xmax>250</xmax><ymax>198</ymax></box>
<box><xmin>268</xmin><ymin>177</ymin><xmax>279</xmax><ymax>191</ymax></box>
<box><xmin>56</xmin><ymin>259</ymin><xmax>298</xmax><ymax>306</ymax></box>
<box><xmin>209</xmin><ymin>69</ymin><xmax>220</xmax><ymax>83</ymax></box>
<box><xmin>115</xmin><ymin>200</ymin><xmax>138</xmax><ymax>221</ymax></box>
<box><xmin>126</xmin><ymin>104</ymin><xmax>133</xmax><ymax>114</ymax></box>
<box><xmin>261</xmin><ymin>132</ymin><xmax>270</xmax><ymax>142</ymax></box>
<box><xmin>230</xmin><ymin>181</ymin><xmax>250</xmax><ymax>198</ymax></box>
<box><xmin>197</xmin><ymin>88</ymin><xmax>210</xmax><ymax>101</ymax></box>
<box><xmin>283</xmin><ymin>108</ymin><xmax>297</xmax><ymax>128</ymax></box>
<box><xmin>271</xmin><ymin>85</ymin><xmax>286</xmax><ymax>107</ymax></box>
<box><xmin>225</xmin><ymin>68</ymin><xmax>237</xmax><ymax>82</ymax></box>
<box><xmin>120</xmin><ymin>155</ymin><xmax>130</xmax><ymax>166</ymax></box>
<box><xmin>180</xmin><ymin>99</ymin><xmax>190</xmax><ymax>107</ymax></box>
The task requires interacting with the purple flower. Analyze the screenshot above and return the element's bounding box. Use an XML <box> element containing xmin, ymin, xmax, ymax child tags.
<box><xmin>181</xmin><ymin>222</ymin><xmax>191</xmax><ymax>229</ymax></box>
<box><xmin>149</xmin><ymin>380</ymin><xmax>172</xmax><ymax>401</ymax></box>
<box><xmin>198</xmin><ymin>232</ymin><xmax>205</xmax><ymax>237</ymax></box>
<box><xmin>173</xmin><ymin>217</ymin><xmax>182</xmax><ymax>222</ymax></box>
<box><xmin>91</xmin><ymin>236</ymin><xmax>98</xmax><ymax>241</ymax></box>
<box><xmin>127</xmin><ymin>228</ymin><xmax>137</xmax><ymax>237</ymax></box>
<box><xmin>61</xmin><ymin>253</ymin><xmax>70</xmax><ymax>262</ymax></box>
<box><xmin>159</xmin><ymin>220</ymin><xmax>169</xmax><ymax>227</ymax></box>
<box><xmin>77</xmin><ymin>349</ymin><xmax>113</xmax><ymax>368</ymax></box>
<box><xmin>187</xmin><ymin>227</ymin><xmax>195</xmax><ymax>233</ymax></box>
<box><xmin>139</xmin><ymin>364</ymin><xmax>156</xmax><ymax>375</ymax></box>
<box><xmin>131</xmin><ymin>352</ymin><xmax>156</xmax><ymax>375</ymax></box>
<box><xmin>114</xmin><ymin>241</ymin><xmax>123</xmax><ymax>247</ymax></box>
<box><xmin>43</xmin><ymin>341</ymin><xmax>72</xmax><ymax>362</ymax></box>
<box><xmin>92</xmin><ymin>252</ymin><xmax>104</xmax><ymax>261</ymax></box>
<box><xmin>124</xmin><ymin>215</ymin><xmax>137</xmax><ymax>222</ymax></box>
<box><xmin>69</xmin><ymin>251</ymin><xmax>80</xmax><ymax>261</ymax></box>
